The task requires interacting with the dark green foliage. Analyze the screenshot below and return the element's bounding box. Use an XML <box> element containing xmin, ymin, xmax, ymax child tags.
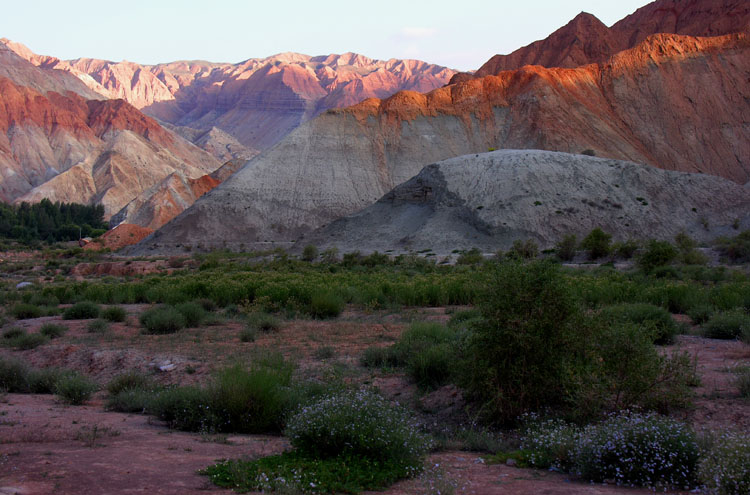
<box><xmin>715</xmin><ymin>230</ymin><xmax>750</xmax><ymax>263</ymax></box>
<box><xmin>507</xmin><ymin>239</ymin><xmax>538</xmax><ymax>260</ymax></box>
<box><xmin>8</xmin><ymin>332</ymin><xmax>48</xmax><ymax>350</ymax></box>
<box><xmin>101</xmin><ymin>306</ymin><xmax>127</xmax><ymax>322</ymax></box>
<box><xmin>737</xmin><ymin>369</ymin><xmax>750</xmax><ymax>398</ymax></box>
<box><xmin>63</xmin><ymin>301</ymin><xmax>100</xmax><ymax>320</ymax></box>
<box><xmin>28</xmin><ymin>367</ymin><xmax>69</xmax><ymax>394</ymax></box>
<box><xmin>687</xmin><ymin>304</ymin><xmax>714</xmax><ymax>325</ymax></box>
<box><xmin>359</xmin><ymin>346</ymin><xmax>393</xmax><ymax>368</ymax></box>
<box><xmin>447</xmin><ymin>308</ymin><xmax>482</xmax><ymax>331</ymax></box>
<box><xmin>106</xmin><ymin>371</ymin><xmax>156</xmax><ymax>396</ymax></box>
<box><xmin>698</xmin><ymin>431</ymin><xmax>750</xmax><ymax>495</ymax></box>
<box><xmin>2</xmin><ymin>327</ymin><xmax>25</xmax><ymax>340</ymax></box>
<box><xmin>638</xmin><ymin>240</ymin><xmax>678</xmax><ymax>274</ymax></box>
<box><xmin>245</xmin><ymin>312</ymin><xmax>280</xmax><ymax>333</ymax></box>
<box><xmin>613</xmin><ymin>240</ymin><xmax>639</xmax><ymax>259</ymax></box>
<box><xmin>0</xmin><ymin>356</ymin><xmax>31</xmax><ymax>392</ymax></box>
<box><xmin>702</xmin><ymin>310</ymin><xmax>750</xmax><ymax>340</ymax></box>
<box><xmin>461</xmin><ymin>261</ymin><xmax>595</xmax><ymax>424</ymax></box>
<box><xmin>308</xmin><ymin>292</ymin><xmax>344</xmax><ymax>319</ymax></box>
<box><xmin>40</xmin><ymin>323</ymin><xmax>67</xmax><ymax>338</ymax></box>
<box><xmin>106</xmin><ymin>371</ymin><xmax>159</xmax><ymax>412</ymax></box>
<box><xmin>580</xmin><ymin>228</ymin><xmax>612</xmax><ymax>260</ymax></box>
<box><xmin>140</xmin><ymin>306</ymin><xmax>185</xmax><ymax>334</ymax></box>
<box><xmin>239</xmin><ymin>328</ymin><xmax>256</xmax><ymax>342</ymax></box>
<box><xmin>56</xmin><ymin>374</ymin><xmax>97</xmax><ymax>405</ymax></box>
<box><xmin>302</xmin><ymin>244</ymin><xmax>318</xmax><ymax>262</ymax></box>
<box><xmin>456</xmin><ymin>248</ymin><xmax>484</xmax><ymax>265</ymax></box>
<box><xmin>675</xmin><ymin>232</ymin><xmax>708</xmax><ymax>265</ymax></box>
<box><xmin>174</xmin><ymin>301</ymin><xmax>205</xmax><ymax>327</ymax></box>
<box><xmin>599</xmin><ymin>303</ymin><xmax>679</xmax><ymax>345</ymax></box>
<box><xmin>555</xmin><ymin>234</ymin><xmax>577</xmax><ymax>262</ymax></box>
<box><xmin>0</xmin><ymin>199</ymin><xmax>107</xmax><ymax>244</ymax></box>
<box><xmin>10</xmin><ymin>303</ymin><xmax>42</xmax><ymax>319</ymax></box>
<box><xmin>205</xmin><ymin>451</ymin><xmax>417</xmax><ymax>494</ymax></box>
<box><xmin>87</xmin><ymin>319</ymin><xmax>109</xmax><ymax>333</ymax></box>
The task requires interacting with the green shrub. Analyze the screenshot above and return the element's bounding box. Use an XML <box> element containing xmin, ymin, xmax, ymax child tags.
<box><xmin>599</xmin><ymin>303</ymin><xmax>678</xmax><ymax>345</ymax></box>
<box><xmin>456</xmin><ymin>248</ymin><xmax>484</xmax><ymax>265</ymax></box>
<box><xmin>140</xmin><ymin>306</ymin><xmax>185</xmax><ymax>334</ymax></box>
<box><xmin>10</xmin><ymin>303</ymin><xmax>42</xmax><ymax>319</ymax></box>
<box><xmin>715</xmin><ymin>230</ymin><xmax>750</xmax><ymax>263</ymax></box>
<box><xmin>575</xmin><ymin>412</ymin><xmax>698</xmax><ymax>488</ymax></box>
<box><xmin>702</xmin><ymin>310</ymin><xmax>750</xmax><ymax>340</ymax></box>
<box><xmin>460</xmin><ymin>261</ymin><xmax>597</xmax><ymax>424</ymax></box>
<box><xmin>638</xmin><ymin>240</ymin><xmax>678</xmax><ymax>274</ymax></box>
<box><xmin>28</xmin><ymin>367</ymin><xmax>68</xmax><ymax>394</ymax></box>
<box><xmin>106</xmin><ymin>371</ymin><xmax>155</xmax><ymax>396</ymax></box>
<box><xmin>9</xmin><ymin>332</ymin><xmax>48</xmax><ymax>350</ymax></box>
<box><xmin>239</xmin><ymin>327</ymin><xmax>256</xmax><ymax>342</ymax></box>
<box><xmin>613</xmin><ymin>240</ymin><xmax>639</xmax><ymax>259</ymax></box>
<box><xmin>360</xmin><ymin>346</ymin><xmax>394</xmax><ymax>368</ymax></box>
<box><xmin>580</xmin><ymin>228</ymin><xmax>611</xmax><ymax>260</ymax></box>
<box><xmin>175</xmin><ymin>301</ymin><xmax>205</xmax><ymax>327</ymax></box>
<box><xmin>737</xmin><ymin>368</ymin><xmax>750</xmax><ymax>398</ymax></box>
<box><xmin>286</xmin><ymin>389</ymin><xmax>432</xmax><ymax>464</ymax></box>
<box><xmin>308</xmin><ymin>292</ymin><xmax>344</xmax><ymax>319</ymax></box>
<box><xmin>101</xmin><ymin>306</ymin><xmax>127</xmax><ymax>322</ymax></box>
<box><xmin>688</xmin><ymin>304</ymin><xmax>715</xmax><ymax>325</ymax></box>
<box><xmin>0</xmin><ymin>356</ymin><xmax>30</xmax><ymax>392</ymax></box>
<box><xmin>507</xmin><ymin>239</ymin><xmax>538</xmax><ymax>260</ymax></box>
<box><xmin>447</xmin><ymin>308</ymin><xmax>482</xmax><ymax>330</ymax></box>
<box><xmin>245</xmin><ymin>312</ymin><xmax>280</xmax><ymax>333</ymax></box>
<box><xmin>87</xmin><ymin>319</ymin><xmax>109</xmax><ymax>333</ymax></box>
<box><xmin>2</xmin><ymin>327</ymin><xmax>25</xmax><ymax>340</ymax></box>
<box><xmin>56</xmin><ymin>374</ymin><xmax>98</xmax><ymax>405</ymax></box>
<box><xmin>302</xmin><ymin>244</ymin><xmax>318</xmax><ymax>262</ymax></box>
<box><xmin>698</xmin><ymin>431</ymin><xmax>750</xmax><ymax>495</ymax></box>
<box><xmin>555</xmin><ymin>234</ymin><xmax>577</xmax><ymax>262</ymax></box>
<box><xmin>40</xmin><ymin>323</ymin><xmax>67</xmax><ymax>339</ymax></box>
<box><xmin>521</xmin><ymin>417</ymin><xmax>581</xmax><ymax>471</ymax></box>
<box><xmin>409</xmin><ymin>343</ymin><xmax>453</xmax><ymax>390</ymax></box>
<box><xmin>63</xmin><ymin>301</ymin><xmax>100</xmax><ymax>320</ymax></box>
<box><xmin>107</xmin><ymin>388</ymin><xmax>155</xmax><ymax>413</ymax></box>
<box><xmin>149</xmin><ymin>386</ymin><xmax>214</xmax><ymax>431</ymax></box>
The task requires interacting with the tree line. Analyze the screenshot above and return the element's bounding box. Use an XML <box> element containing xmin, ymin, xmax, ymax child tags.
<box><xmin>0</xmin><ymin>199</ymin><xmax>107</xmax><ymax>243</ymax></box>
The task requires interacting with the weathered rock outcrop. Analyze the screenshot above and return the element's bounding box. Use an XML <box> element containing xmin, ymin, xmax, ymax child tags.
<box><xmin>129</xmin><ymin>31</ymin><xmax>750</xmax><ymax>254</ymax></box>
<box><xmin>454</xmin><ymin>0</ymin><xmax>750</xmax><ymax>81</ymax></box>
<box><xmin>299</xmin><ymin>150</ymin><xmax>750</xmax><ymax>255</ymax></box>
<box><xmin>0</xmin><ymin>77</ymin><xmax>220</xmax><ymax>216</ymax></box>
<box><xmin>2</xmin><ymin>41</ymin><xmax>456</xmax><ymax>150</ymax></box>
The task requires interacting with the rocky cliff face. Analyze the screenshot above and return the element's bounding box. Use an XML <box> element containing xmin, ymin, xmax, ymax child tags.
<box><xmin>2</xmin><ymin>42</ymin><xmax>456</xmax><ymax>150</ymax></box>
<box><xmin>299</xmin><ymin>150</ymin><xmax>750</xmax><ymax>255</ymax></box>
<box><xmin>0</xmin><ymin>76</ymin><xmax>220</xmax><ymax>217</ymax></box>
<box><xmin>128</xmin><ymin>30</ymin><xmax>750</xmax><ymax>255</ymax></box>
<box><xmin>453</xmin><ymin>0</ymin><xmax>750</xmax><ymax>81</ymax></box>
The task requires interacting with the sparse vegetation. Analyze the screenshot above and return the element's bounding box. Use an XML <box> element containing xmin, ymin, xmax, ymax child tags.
<box><xmin>40</xmin><ymin>323</ymin><xmax>67</xmax><ymax>338</ymax></box>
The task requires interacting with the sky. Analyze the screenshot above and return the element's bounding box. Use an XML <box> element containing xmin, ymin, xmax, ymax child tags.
<box><xmin>2</xmin><ymin>0</ymin><xmax>652</xmax><ymax>71</ymax></box>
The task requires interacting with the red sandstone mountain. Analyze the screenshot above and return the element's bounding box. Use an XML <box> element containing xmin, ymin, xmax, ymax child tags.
<box><xmin>131</xmin><ymin>30</ymin><xmax>750</xmax><ymax>254</ymax></box>
<box><xmin>2</xmin><ymin>43</ymin><xmax>456</xmax><ymax>150</ymax></box>
<box><xmin>451</xmin><ymin>0</ymin><xmax>750</xmax><ymax>82</ymax></box>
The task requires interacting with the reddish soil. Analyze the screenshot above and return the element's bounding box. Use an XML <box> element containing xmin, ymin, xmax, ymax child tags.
<box><xmin>83</xmin><ymin>224</ymin><xmax>154</xmax><ymax>252</ymax></box>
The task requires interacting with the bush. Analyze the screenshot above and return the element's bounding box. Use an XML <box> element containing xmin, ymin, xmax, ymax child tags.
<box><xmin>613</xmin><ymin>240</ymin><xmax>639</xmax><ymax>259</ymax></box>
<box><xmin>599</xmin><ymin>303</ymin><xmax>679</xmax><ymax>345</ymax></box>
<box><xmin>28</xmin><ymin>367</ymin><xmax>69</xmax><ymax>394</ymax></box>
<box><xmin>575</xmin><ymin>412</ymin><xmax>699</xmax><ymax>488</ymax></box>
<box><xmin>699</xmin><ymin>431</ymin><xmax>750</xmax><ymax>495</ymax></box>
<box><xmin>87</xmin><ymin>319</ymin><xmax>109</xmax><ymax>333</ymax></box>
<box><xmin>239</xmin><ymin>328</ymin><xmax>256</xmax><ymax>342</ymax></box>
<box><xmin>702</xmin><ymin>310</ymin><xmax>750</xmax><ymax>340</ymax></box>
<box><xmin>688</xmin><ymin>304</ymin><xmax>715</xmax><ymax>325</ymax></box>
<box><xmin>460</xmin><ymin>260</ymin><xmax>597</xmax><ymax>424</ymax></box>
<box><xmin>106</xmin><ymin>371</ymin><xmax>158</xmax><ymax>412</ymax></box>
<box><xmin>175</xmin><ymin>301</ymin><xmax>205</xmax><ymax>328</ymax></box>
<box><xmin>140</xmin><ymin>306</ymin><xmax>185</xmax><ymax>334</ymax></box>
<box><xmin>580</xmin><ymin>228</ymin><xmax>611</xmax><ymax>260</ymax></box>
<box><xmin>10</xmin><ymin>303</ymin><xmax>42</xmax><ymax>319</ymax></box>
<box><xmin>63</xmin><ymin>301</ymin><xmax>100</xmax><ymax>320</ymax></box>
<box><xmin>56</xmin><ymin>374</ymin><xmax>98</xmax><ymax>405</ymax></box>
<box><xmin>737</xmin><ymin>368</ymin><xmax>750</xmax><ymax>398</ymax></box>
<box><xmin>245</xmin><ymin>312</ymin><xmax>280</xmax><ymax>333</ymax></box>
<box><xmin>301</xmin><ymin>244</ymin><xmax>318</xmax><ymax>262</ymax></box>
<box><xmin>149</xmin><ymin>386</ymin><xmax>214</xmax><ymax>431</ymax></box>
<box><xmin>308</xmin><ymin>292</ymin><xmax>344</xmax><ymax>319</ymax></box>
<box><xmin>2</xmin><ymin>327</ymin><xmax>25</xmax><ymax>340</ymax></box>
<box><xmin>40</xmin><ymin>323</ymin><xmax>67</xmax><ymax>339</ymax></box>
<box><xmin>715</xmin><ymin>230</ymin><xmax>750</xmax><ymax>263</ymax></box>
<box><xmin>555</xmin><ymin>234</ymin><xmax>577</xmax><ymax>262</ymax></box>
<box><xmin>101</xmin><ymin>306</ymin><xmax>127</xmax><ymax>322</ymax></box>
<box><xmin>507</xmin><ymin>239</ymin><xmax>538</xmax><ymax>260</ymax></box>
<box><xmin>9</xmin><ymin>332</ymin><xmax>48</xmax><ymax>350</ymax></box>
<box><xmin>409</xmin><ymin>343</ymin><xmax>453</xmax><ymax>390</ymax></box>
<box><xmin>456</xmin><ymin>248</ymin><xmax>484</xmax><ymax>265</ymax></box>
<box><xmin>521</xmin><ymin>417</ymin><xmax>581</xmax><ymax>471</ymax></box>
<box><xmin>106</xmin><ymin>371</ymin><xmax>156</xmax><ymax>396</ymax></box>
<box><xmin>0</xmin><ymin>356</ymin><xmax>30</xmax><ymax>392</ymax></box>
<box><xmin>286</xmin><ymin>389</ymin><xmax>432</xmax><ymax>464</ymax></box>
<box><xmin>639</xmin><ymin>240</ymin><xmax>678</xmax><ymax>274</ymax></box>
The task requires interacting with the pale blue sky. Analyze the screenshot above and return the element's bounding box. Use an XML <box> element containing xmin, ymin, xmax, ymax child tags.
<box><xmin>3</xmin><ymin>0</ymin><xmax>651</xmax><ymax>71</ymax></box>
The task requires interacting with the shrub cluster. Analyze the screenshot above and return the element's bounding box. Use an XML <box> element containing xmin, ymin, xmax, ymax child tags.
<box><xmin>140</xmin><ymin>306</ymin><xmax>185</xmax><ymax>334</ymax></box>
<box><xmin>599</xmin><ymin>303</ymin><xmax>679</xmax><ymax>345</ymax></box>
<box><xmin>702</xmin><ymin>310</ymin><xmax>750</xmax><ymax>340</ymax></box>
<box><xmin>699</xmin><ymin>431</ymin><xmax>750</xmax><ymax>495</ymax></box>
<box><xmin>63</xmin><ymin>301</ymin><xmax>100</xmax><ymax>320</ymax></box>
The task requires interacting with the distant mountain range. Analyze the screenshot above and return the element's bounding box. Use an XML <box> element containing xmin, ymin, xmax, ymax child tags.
<box><xmin>127</xmin><ymin>0</ymin><xmax>750</xmax><ymax>255</ymax></box>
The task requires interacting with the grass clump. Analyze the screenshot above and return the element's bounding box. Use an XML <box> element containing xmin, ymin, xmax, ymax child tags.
<box><xmin>688</xmin><ymin>304</ymin><xmax>715</xmax><ymax>325</ymax></box>
<box><xmin>87</xmin><ymin>319</ymin><xmax>109</xmax><ymax>333</ymax></box>
<box><xmin>245</xmin><ymin>312</ymin><xmax>280</xmax><ymax>333</ymax></box>
<box><xmin>599</xmin><ymin>303</ymin><xmax>679</xmax><ymax>345</ymax></box>
<box><xmin>702</xmin><ymin>310</ymin><xmax>750</xmax><ymax>340</ymax></box>
<box><xmin>39</xmin><ymin>323</ymin><xmax>67</xmax><ymax>339</ymax></box>
<box><xmin>0</xmin><ymin>356</ymin><xmax>31</xmax><ymax>392</ymax></box>
<box><xmin>106</xmin><ymin>371</ymin><xmax>159</xmax><ymax>413</ymax></box>
<box><xmin>101</xmin><ymin>306</ymin><xmax>127</xmax><ymax>322</ymax></box>
<box><xmin>7</xmin><ymin>332</ymin><xmax>48</xmax><ymax>350</ymax></box>
<box><xmin>699</xmin><ymin>431</ymin><xmax>750</xmax><ymax>495</ymax></box>
<box><xmin>736</xmin><ymin>368</ymin><xmax>750</xmax><ymax>398</ymax></box>
<box><xmin>2</xmin><ymin>326</ymin><xmax>25</xmax><ymax>340</ymax></box>
<box><xmin>63</xmin><ymin>301</ymin><xmax>100</xmax><ymax>320</ymax></box>
<box><xmin>308</xmin><ymin>292</ymin><xmax>344</xmax><ymax>319</ymax></box>
<box><xmin>140</xmin><ymin>306</ymin><xmax>185</xmax><ymax>334</ymax></box>
<box><xmin>10</xmin><ymin>303</ymin><xmax>42</xmax><ymax>319</ymax></box>
<box><xmin>56</xmin><ymin>374</ymin><xmax>98</xmax><ymax>405</ymax></box>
